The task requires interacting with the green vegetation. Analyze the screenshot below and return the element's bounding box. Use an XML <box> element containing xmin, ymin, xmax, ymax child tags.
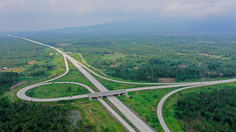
<box><xmin>118</xmin><ymin>88</ymin><xmax>178</xmax><ymax>132</ymax></box>
<box><xmin>20</xmin><ymin>33</ymin><xmax>236</xmax><ymax>82</ymax></box>
<box><xmin>0</xmin><ymin>72</ymin><xmax>20</xmax><ymax>95</ymax></box>
<box><xmin>71</xmin><ymin>98</ymin><xmax>125</xmax><ymax>132</ymax></box>
<box><xmin>4</xmin><ymin>33</ymin><xmax>236</xmax><ymax>131</ymax></box>
<box><xmin>54</xmin><ymin>59</ymin><xmax>98</xmax><ymax>92</ymax></box>
<box><xmin>0</xmin><ymin>37</ymin><xmax>55</xmax><ymax>69</ymax></box>
<box><xmin>26</xmin><ymin>83</ymin><xmax>89</xmax><ymax>98</ymax></box>
<box><xmin>102</xmin><ymin>52</ymin><xmax>126</xmax><ymax>60</ymax></box>
<box><xmin>0</xmin><ymin>36</ymin><xmax>66</xmax><ymax>96</ymax></box>
<box><xmin>1</xmin><ymin>36</ymin><xmax>126</xmax><ymax>132</ymax></box>
<box><xmin>94</xmin><ymin>74</ymin><xmax>159</xmax><ymax>90</ymax></box>
<box><xmin>163</xmin><ymin>82</ymin><xmax>236</xmax><ymax>132</ymax></box>
<box><xmin>175</xmin><ymin>87</ymin><xmax>236</xmax><ymax>132</ymax></box>
<box><xmin>24</xmin><ymin>63</ymin><xmax>54</xmax><ymax>77</ymax></box>
<box><xmin>49</xmin><ymin>35</ymin><xmax>236</xmax><ymax>82</ymax></box>
<box><xmin>0</xmin><ymin>97</ymin><xmax>74</xmax><ymax>131</ymax></box>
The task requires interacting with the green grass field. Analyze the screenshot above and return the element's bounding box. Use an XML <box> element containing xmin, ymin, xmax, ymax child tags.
<box><xmin>25</xmin><ymin>83</ymin><xmax>89</xmax><ymax>98</ymax></box>
<box><xmin>118</xmin><ymin>88</ymin><xmax>178</xmax><ymax>132</ymax></box>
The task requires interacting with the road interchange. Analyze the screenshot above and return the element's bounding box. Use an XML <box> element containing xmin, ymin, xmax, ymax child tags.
<box><xmin>12</xmin><ymin>35</ymin><xmax>236</xmax><ymax>132</ymax></box>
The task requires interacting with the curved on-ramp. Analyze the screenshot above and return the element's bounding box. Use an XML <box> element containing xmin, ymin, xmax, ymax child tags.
<box><xmin>13</xmin><ymin>36</ymin><xmax>136</xmax><ymax>132</ymax></box>
<box><xmin>157</xmin><ymin>78</ymin><xmax>236</xmax><ymax>132</ymax></box>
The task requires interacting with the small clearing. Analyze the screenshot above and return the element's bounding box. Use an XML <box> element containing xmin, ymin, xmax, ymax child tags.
<box><xmin>68</xmin><ymin>110</ymin><xmax>82</xmax><ymax>127</ymax></box>
<box><xmin>4</xmin><ymin>81</ymin><xmax>29</xmax><ymax>93</ymax></box>
<box><xmin>159</xmin><ymin>78</ymin><xmax>176</xmax><ymax>83</ymax></box>
<box><xmin>2</xmin><ymin>67</ymin><xmax>25</xmax><ymax>72</ymax></box>
<box><xmin>198</xmin><ymin>53</ymin><xmax>221</xmax><ymax>58</ymax></box>
<box><xmin>28</xmin><ymin>61</ymin><xmax>37</xmax><ymax>65</ymax></box>
<box><xmin>9</xmin><ymin>81</ymin><xmax>29</xmax><ymax>90</ymax></box>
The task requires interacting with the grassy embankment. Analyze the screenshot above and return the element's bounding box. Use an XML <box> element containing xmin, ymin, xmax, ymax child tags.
<box><xmin>162</xmin><ymin>82</ymin><xmax>236</xmax><ymax>132</ymax></box>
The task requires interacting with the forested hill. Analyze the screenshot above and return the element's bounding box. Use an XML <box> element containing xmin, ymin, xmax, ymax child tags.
<box><xmin>176</xmin><ymin>87</ymin><xmax>236</xmax><ymax>132</ymax></box>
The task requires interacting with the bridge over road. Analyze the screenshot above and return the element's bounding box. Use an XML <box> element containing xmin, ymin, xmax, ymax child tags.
<box><xmin>88</xmin><ymin>89</ymin><xmax>130</xmax><ymax>100</ymax></box>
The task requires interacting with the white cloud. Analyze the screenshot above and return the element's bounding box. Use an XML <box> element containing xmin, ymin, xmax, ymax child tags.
<box><xmin>0</xmin><ymin>0</ymin><xmax>235</xmax><ymax>19</ymax></box>
<box><xmin>0</xmin><ymin>0</ymin><xmax>236</xmax><ymax>31</ymax></box>
<box><xmin>159</xmin><ymin>0</ymin><xmax>236</xmax><ymax>19</ymax></box>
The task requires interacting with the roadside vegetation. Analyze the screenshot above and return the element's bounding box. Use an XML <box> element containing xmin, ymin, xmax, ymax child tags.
<box><xmin>163</xmin><ymin>82</ymin><xmax>236</xmax><ymax>132</ymax></box>
<box><xmin>118</xmin><ymin>88</ymin><xmax>178</xmax><ymax>132</ymax></box>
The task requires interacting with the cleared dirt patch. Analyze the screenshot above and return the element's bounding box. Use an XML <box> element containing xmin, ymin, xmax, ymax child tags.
<box><xmin>9</xmin><ymin>81</ymin><xmax>29</xmax><ymax>90</ymax></box>
<box><xmin>28</xmin><ymin>61</ymin><xmax>37</xmax><ymax>65</ymax></box>
<box><xmin>2</xmin><ymin>67</ymin><xmax>25</xmax><ymax>72</ymax></box>
<box><xmin>159</xmin><ymin>78</ymin><xmax>176</xmax><ymax>83</ymax></box>
<box><xmin>4</xmin><ymin>81</ymin><xmax>29</xmax><ymax>93</ymax></box>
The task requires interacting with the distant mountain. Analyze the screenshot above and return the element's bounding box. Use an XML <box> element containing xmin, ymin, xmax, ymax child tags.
<box><xmin>47</xmin><ymin>17</ymin><xmax>236</xmax><ymax>35</ymax></box>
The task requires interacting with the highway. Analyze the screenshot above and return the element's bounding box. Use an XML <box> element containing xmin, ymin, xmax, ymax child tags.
<box><xmin>13</xmin><ymin>36</ymin><xmax>153</xmax><ymax>132</ymax></box>
<box><xmin>13</xmin><ymin>35</ymin><xmax>236</xmax><ymax>132</ymax></box>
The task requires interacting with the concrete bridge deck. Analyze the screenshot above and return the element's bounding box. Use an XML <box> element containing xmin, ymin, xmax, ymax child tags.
<box><xmin>88</xmin><ymin>89</ymin><xmax>129</xmax><ymax>100</ymax></box>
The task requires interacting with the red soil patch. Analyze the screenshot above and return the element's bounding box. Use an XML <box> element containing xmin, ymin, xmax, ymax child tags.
<box><xmin>28</xmin><ymin>61</ymin><xmax>37</xmax><ymax>65</ymax></box>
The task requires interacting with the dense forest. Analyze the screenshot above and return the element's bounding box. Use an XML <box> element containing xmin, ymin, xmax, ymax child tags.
<box><xmin>19</xmin><ymin>33</ymin><xmax>236</xmax><ymax>82</ymax></box>
<box><xmin>0</xmin><ymin>72</ymin><xmax>20</xmax><ymax>95</ymax></box>
<box><xmin>0</xmin><ymin>97</ymin><xmax>88</xmax><ymax>132</ymax></box>
<box><xmin>175</xmin><ymin>87</ymin><xmax>236</xmax><ymax>132</ymax></box>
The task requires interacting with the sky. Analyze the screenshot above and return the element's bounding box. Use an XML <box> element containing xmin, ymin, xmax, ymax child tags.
<box><xmin>0</xmin><ymin>0</ymin><xmax>236</xmax><ymax>31</ymax></box>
